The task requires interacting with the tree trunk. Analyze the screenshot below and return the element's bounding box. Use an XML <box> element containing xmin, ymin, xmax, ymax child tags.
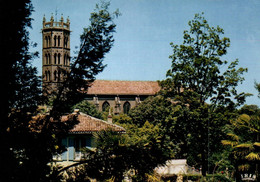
<box><xmin>201</xmin><ymin>149</ymin><xmax>208</xmax><ymax>176</ymax></box>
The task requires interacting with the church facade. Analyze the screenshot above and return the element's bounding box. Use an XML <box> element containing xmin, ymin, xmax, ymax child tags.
<box><xmin>85</xmin><ymin>80</ymin><xmax>160</xmax><ymax>114</ymax></box>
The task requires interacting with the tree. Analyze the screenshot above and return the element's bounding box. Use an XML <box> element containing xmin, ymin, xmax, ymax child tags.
<box><xmin>222</xmin><ymin>84</ymin><xmax>260</xmax><ymax>181</ymax></box>
<box><xmin>0</xmin><ymin>0</ymin><xmax>44</xmax><ymax>181</ymax></box>
<box><xmin>222</xmin><ymin>113</ymin><xmax>260</xmax><ymax>181</ymax></box>
<box><xmin>159</xmin><ymin>13</ymin><xmax>249</xmax><ymax>175</ymax></box>
<box><xmin>51</xmin><ymin>1</ymin><xmax>120</xmax><ymax>116</ymax></box>
<box><xmin>71</xmin><ymin>100</ymin><xmax>103</xmax><ymax>119</ymax></box>
<box><xmin>0</xmin><ymin>1</ymin><xmax>119</xmax><ymax>181</ymax></box>
<box><xmin>75</xmin><ymin>121</ymin><xmax>176</xmax><ymax>182</ymax></box>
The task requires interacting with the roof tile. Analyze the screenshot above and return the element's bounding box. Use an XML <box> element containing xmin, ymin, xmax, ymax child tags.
<box><xmin>61</xmin><ymin>112</ymin><xmax>125</xmax><ymax>134</ymax></box>
<box><xmin>87</xmin><ymin>80</ymin><xmax>160</xmax><ymax>95</ymax></box>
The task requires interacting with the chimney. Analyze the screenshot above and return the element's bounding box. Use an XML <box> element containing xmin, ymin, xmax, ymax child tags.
<box><xmin>107</xmin><ymin>108</ymin><xmax>113</xmax><ymax>124</ymax></box>
<box><xmin>73</xmin><ymin>109</ymin><xmax>80</xmax><ymax>114</ymax></box>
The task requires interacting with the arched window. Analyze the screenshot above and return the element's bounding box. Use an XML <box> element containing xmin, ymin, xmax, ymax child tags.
<box><xmin>45</xmin><ymin>54</ymin><xmax>48</xmax><ymax>64</ymax></box>
<box><xmin>45</xmin><ymin>71</ymin><xmax>48</xmax><ymax>81</ymax></box>
<box><xmin>54</xmin><ymin>70</ymin><xmax>57</xmax><ymax>81</ymax></box>
<box><xmin>64</xmin><ymin>54</ymin><xmax>67</xmax><ymax>65</ymax></box>
<box><xmin>54</xmin><ymin>35</ymin><xmax>57</xmax><ymax>47</ymax></box>
<box><xmin>48</xmin><ymin>36</ymin><xmax>51</xmax><ymax>47</ymax></box>
<box><xmin>58</xmin><ymin>70</ymin><xmax>61</xmax><ymax>81</ymax></box>
<box><xmin>45</xmin><ymin>36</ymin><xmax>48</xmax><ymax>48</ymax></box>
<box><xmin>58</xmin><ymin>36</ymin><xmax>61</xmax><ymax>47</ymax></box>
<box><xmin>102</xmin><ymin>101</ymin><xmax>110</xmax><ymax>112</ymax></box>
<box><xmin>58</xmin><ymin>53</ymin><xmax>61</xmax><ymax>64</ymax></box>
<box><xmin>123</xmin><ymin>102</ymin><xmax>131</xmax><ymax>114</ymax></box>
<box><xmin>48</xmin><ymin>54</ymin><xmax>51</xmax><ymax>64</ymax></box>
<box><xmin>63</xmin><ymin>70</ymin><xmax>67</xmax><ymax>79</ymax></box>
<box><xmin>64</xmin><ymin>36</ymin><xmax>67</xmax><ymax>48</ymax></box>
<box><xmin>47</xmin><ymin>71</ymin><xmax>51</xmax><ymax>81</ymax></box>
<box><xmin>54</xmin><ymin>53</ymin><xmax>57</xmax><ymax>64</ymax></box>
<box><xmin>67</xmin><ymin>55</ymin><xmax>70</xmax><ymax>65</ymax></box>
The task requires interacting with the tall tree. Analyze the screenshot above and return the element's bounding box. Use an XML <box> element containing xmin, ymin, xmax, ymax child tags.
<box><xmin>160</xmin><ymin>13</ymin><xmax>249</xmax><ymax>175</ymax></box>
<box><xmin>0</xmin><ymin>0</ymin><xmax>43</xmax><ymax>181</ymax></box>
<box><xmin>0</xmin><ymin>1</ymin><xmax>119</xmax><ymax>181</ymax></box>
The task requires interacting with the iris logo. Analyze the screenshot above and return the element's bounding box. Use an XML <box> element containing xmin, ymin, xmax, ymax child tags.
<box><xmin>241</xmin><ymin>173</ymin><xmax>256</xmax><ymax>181</ymax></box>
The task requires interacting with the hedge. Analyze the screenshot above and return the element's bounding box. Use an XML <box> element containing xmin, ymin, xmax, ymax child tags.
<box><xmin>161</xmin><ymin>174</ymin><xmax>232</xmax><ymax>182</ymax></box>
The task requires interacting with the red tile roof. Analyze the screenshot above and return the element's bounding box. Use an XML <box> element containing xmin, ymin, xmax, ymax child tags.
<box><xmin>87</xmin><ymin>80</ymin><xmax>160</xmax><ymax>95</ymax></box>
<box><xmin>61</xmin><ymin>112</ymin><xmax>125</xmax><ymax>134</ymax></box>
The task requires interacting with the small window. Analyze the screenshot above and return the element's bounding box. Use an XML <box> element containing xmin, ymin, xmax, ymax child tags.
<box><xmin>48</xmin><ymin>36</ymin><xmax>51</xmax><ymax>47</ymax></box>
<box><xmin>58</xmin><ymin>36</ymin><xmax>61</xmax><ymax>47</ymax></box>
<box><xmin>123</xmin><ymin>101</ymin><xmax>131</xmax><ymax>114</ymax></box>
<box><xmin>67</xmin><ymin>55</ymin><xmax>70</xmax><ymax>65</ymax></box>
<box><xmin>48</xmin><ymin>54</ymin><xmax>51</xmax><ymax>64</ymax></box>
<box><xmin>74</xmin><ymin>138</ymin><xmax>87</xmax><ymax>161</ymax></box>
<box><xmin>54</xmin><ymin>70</ymin><xmax>57</xmax><ymax>81</ymax></box>
<box><xmin>54</xmin><ymin>53</ymin><xmax>57</xmax><ymax>64</ymax></box>
<box><xmin>45</xmin><ymin>54</ymin><xmax>48</xmax><ymax>64</ymax></box>
<box><xmin>64</xmin><ymin>54</ymin><xmax>67</xmax><ymax>65</ymax></box>
<box><xmin>102</xmin><ymin>101</ymin><xmax>110</xmax><ymax>112</ymax></box>
<box><xmin>54</xmin><ymin>35</ymin><xmax>57</xmax><ymax>47</ymax></box>
<box><xmin>58</xmin><ymin>53</ymin><xmax>61</xmax><ymax>64</ymax></box>
<box><xmin>64</xmin><ymin>36</ymin><xmax>68</xmax><ymax>48</ymax></box>
<box><xmin>47</xmin><ymin>71</ymin><xmax>51</xmax><ymax>81</ymax></box>
<box><xmin>45</xmin><ymin>36</ymin><xmax>48</xmax><ymax>48</ymax></box>
<box><xmin>58</xmin><ymin>70</ymin><xmax>61</xmax><ymax>81</ymax></box>
<box><xmin>45</xmin><ymin>71</ymin><xmax>48</xmax><ymax>81</ymax></box>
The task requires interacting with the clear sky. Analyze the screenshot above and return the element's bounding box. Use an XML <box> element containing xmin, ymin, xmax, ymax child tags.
<box><xmin>29</xmin><ymin>0</ymin><xmax>260</xmax><ymax>106</ymax></box>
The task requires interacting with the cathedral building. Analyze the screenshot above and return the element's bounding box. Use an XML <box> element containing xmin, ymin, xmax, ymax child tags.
<box><xmin>41</xmin><ymin>15</ymin><xmax>160</xmax><ymax>165</ymax></box>
<box><xmin>42</xmin><ymin>15</ymin><xmax>160</xmax><ymax>114</ymax></box>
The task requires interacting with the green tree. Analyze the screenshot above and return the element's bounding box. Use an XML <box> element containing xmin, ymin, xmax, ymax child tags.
<box><xmin>128</xmin><ymin>95</ymin><xmax>179</xmax><ymax>158</ymax></box>
<box><xmin>71</xmin><ymin>100</ymin><xmax>103</xmax><ymax>119</ymax></box>
<box><xmin>222</xmin><ymin>83</ymin><xmax>260</xmax><ymax>181</ymax></box>
<box><xmin>0</xmin><ymin>1</ymin><xmax>44</xmax><ymax>181</ymax></box>
<box><xmin>76</xmin><ymin>121</ymin><xmax>175</xmax><ymax>182</ymax></box>
<box><xmin>0</xmin><ymin>1</ymin><xmax>118</xmax><ymax>181</ymax></box>
<box><xmin>222</xmin><ymin>113</ymin><xmax>260</xmax><ymax>181</ymax></box>
<box><xmin>160</xmin><ymin>13</ymin><xmax>249</xmax><ymax>175</ymax></box>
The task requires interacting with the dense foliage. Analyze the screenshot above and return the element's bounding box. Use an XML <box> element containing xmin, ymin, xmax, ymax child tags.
<box><xmin>0</xmin><ymin>1</ymin><xmax>43</xmax><ymax>181</ymax></box>
<box><xmin>0</xmin><ymin>1</ymin><xmax>118</xmax><ymax>181</ymax></box>
<box><xmin>159</xmin><ymin>13</ymin><xmax>249</xmax><ymax>175</ymax></box>
<box><xmin>71</xmin><ymin>100</ymin><xmax>103</xmax><ymax>119</ymax></box>
<box><xmin>222</xmin><ymin>86</ymin><xmax>260</xmax><ymax>181</ymax></box>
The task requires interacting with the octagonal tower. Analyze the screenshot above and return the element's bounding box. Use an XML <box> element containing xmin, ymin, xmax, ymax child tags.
<box><xmin>42</xmin><ymin>14</ymin><xmax>71</xmax><ymax>94</ymax></box>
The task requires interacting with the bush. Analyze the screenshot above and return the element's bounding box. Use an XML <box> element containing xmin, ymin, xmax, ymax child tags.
<box><xmin>161</xmin><ymin>174</ymin><xmax>232</xmax><ymax>182</ymax></box>
<box><xmin>205</xmin><ymin>174</ymin><xmax>232</xmax><ymax>182</ymax></box>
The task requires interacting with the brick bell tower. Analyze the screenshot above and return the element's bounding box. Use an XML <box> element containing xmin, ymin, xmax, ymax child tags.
<box><xmin>42</xmin><ymin>14</ymin><xmax>71</xmax><ymax>94</ymax></box>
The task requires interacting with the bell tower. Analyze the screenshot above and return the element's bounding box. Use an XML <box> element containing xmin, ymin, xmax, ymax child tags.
<box><xmin>42</xmin><ymin>14</ymin><xmax>71</xmax><ymax>94</ymax></box>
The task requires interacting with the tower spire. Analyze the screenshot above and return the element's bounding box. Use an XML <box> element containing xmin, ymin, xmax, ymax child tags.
<box><xmin>55</xmin><ymin>7</ymin><xmax>58</xmax><ymax>22</ymax></box>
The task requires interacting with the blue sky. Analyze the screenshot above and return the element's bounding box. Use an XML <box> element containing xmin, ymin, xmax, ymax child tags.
<box><xmin>29</xmin><ymin>0</ymin><xmax>260</xmax><ymax>106</ymax></box>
